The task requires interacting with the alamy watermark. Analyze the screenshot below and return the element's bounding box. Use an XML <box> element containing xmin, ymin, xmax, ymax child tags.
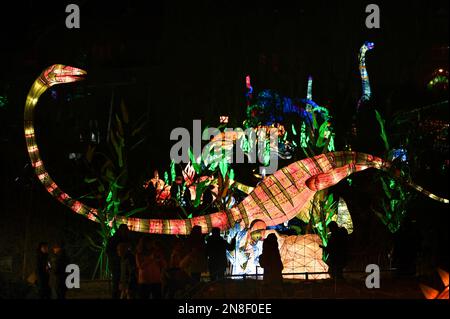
<box><xmin>65</xmin><ymin>4</ymin><xmax>379</xmax><ymax>30</ymax></box>
<box><xmin>365</xmin><ymin>4</ymin><xmax>380</xmax><ymax>29</ymax></box>
<box><xmin>65</xmin><ymin>4</ymin><xmax>80</xmax><ymax>29</ymax></box>
<box><xmin>365</xmin><ymin>264</ymin><xmax>380</xmax><ymax>289</ymax></box>
<box><xmin>65</xmin><ymin>264</ymin><xmax>80</xmax><ymax>289</ymax></box>
<box><xmin>170</xmin><ymin>120</ymin><xmax>279</xmax><ymax>174</ymax></box>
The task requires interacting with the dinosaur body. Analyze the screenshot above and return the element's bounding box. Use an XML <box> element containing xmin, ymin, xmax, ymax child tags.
<box><xmin>24</xmin><ymin>65</ymin><xmax>448</xmax><ymax>236</ymax></box>
<box><xmin>111</xmin><ymin>151</ymin><xmax>387</xmax><ymax>234</ymax></box>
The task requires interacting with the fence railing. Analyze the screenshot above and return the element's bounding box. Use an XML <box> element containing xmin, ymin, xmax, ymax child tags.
<box><xmin>220</xmin><ymin>268</ymin><xmax>396</xmax><ymax>280</ymax></box>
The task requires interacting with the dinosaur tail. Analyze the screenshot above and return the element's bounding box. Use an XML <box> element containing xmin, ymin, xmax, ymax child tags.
<box><xmin>114</xmin><ymin>209</ymin><xmax>241</xmax><ymax>235</ymax></box>
<box><xmin>406</xmin><ymin>181</ymin><xmax>449</xmax><ymax>204</ymax></box>
<box><xmin>24</xmin><ymin>71</ymin><xmax>99</xmax><ymax>223</ymax></box>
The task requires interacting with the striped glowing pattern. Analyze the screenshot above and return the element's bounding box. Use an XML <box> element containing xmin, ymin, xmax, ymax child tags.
<box><xmin>24</xmin><ymin>65</ymin><xmax>94</xmax><ymax>224</ymax></box>
<box><xmin>25</xmin><ymin>65</ymin><xmax>449</xmax><ymax>236</ymax></box>
<box><xmin>305</xmin><ymin>158</ymin><xmax>378</xmax><ymax>191</ymax></box>
<box><xmin>226</xmin><ymin>151</ymin><xmax>388</xmax><ymax>229</ymax></box>
<box><xmin>233</xmin><ymin>181</ymin><xmax>254</xmax><ymax>194</ymax></box>
<box><xmin>407</xmin><ymin>182</ymin><xmax>449</xmax><ymax>204</ymax></box>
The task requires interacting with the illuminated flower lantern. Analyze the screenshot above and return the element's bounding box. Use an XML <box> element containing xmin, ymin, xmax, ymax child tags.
<box><xmin>420</xmin><ymin>269</ymin><xmax>449</xmax><ymax>299</ymax></box>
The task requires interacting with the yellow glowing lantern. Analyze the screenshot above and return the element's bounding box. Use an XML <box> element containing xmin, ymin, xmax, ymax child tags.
<box><xmin>219</xmin><ymin>115</ymin><xmax>229</xmax><ymax>124</ymax></box>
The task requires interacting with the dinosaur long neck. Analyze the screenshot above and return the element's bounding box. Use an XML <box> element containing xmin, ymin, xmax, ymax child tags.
<box><xmin>358</xmin><ymin>46</ymin><xmax>372</xmax><ymax>108</ymax></box>
<box><xmin>306</xmin><ymin>76</ymin><xmax>313</xmax><ymax>111</ymax></box>
<box><xmin>25</xmin><ymin>75</ymin><xmax>99</xmax><ymax>222</ymax></box>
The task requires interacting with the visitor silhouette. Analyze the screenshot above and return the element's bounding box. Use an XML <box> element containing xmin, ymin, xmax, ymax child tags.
<box><xmin>35</xmin><ymin>242</ymin><xmax>50</xmax><ymax>299</ymax></box>
<box><xmin>117</xmin><ymin>242</ymin><xmax>137</xmax><ymax>299</ymax></box>
<box><xmin>107</xmin><ymin>224</ymin><xmax>131</xmax><ymax>298</ymax></box>
<box><xmin>259</xmin><ymin>233</ymin><xmax>283</xmax><ymax>286</ymax></box>
<box><xmin>181</xmin><ymin>225</ymin><xmax>207</xmax><ymax>282</ymax></box>
<box><xmin>163</xmin><ymin>239</ymin><xmax>191</xmax><ymax>298</ymax></box>
<box><xmin>206</xmin><ymin>227</ymin><xmax>236</xmax><ymax>281</ymax></box>
<box><xmin>49</xmin><ymin>242</ymin><xmax>69</xmax><ymax>299</ymax></box>
<box><xmin>146</xmin><ymin>182</ymin><xmax>157</xmax><ymax>208</ymax></box>
<box><xmin>322</xmin><ymin>221</ymin><xmax>348</xmax><ymax>279</ymax></box>
<box><xmin>136</xmin><ymin>237</ymin><xmax>167</xmax><ymax>299</ymax></box>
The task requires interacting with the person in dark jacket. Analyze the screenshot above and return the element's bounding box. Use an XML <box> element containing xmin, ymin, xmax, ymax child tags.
<box><xmin>206</xmin><ymin>227</ymin><xmax>236</xmax><ymax>281</ymax></box>
<box><xmin>49</xmin><ymin>242</ymin><xmax>69</xmax><ymax>299</ymax></box>
<box><xmin>162</xmin><ymin>239</ymin><xmax>190</xmax><ymax>298</ymax></box>
<box><xmin>36</xmin><ymin>242</ymin><xmax>50</xmax><ymax>299</ymax></box>
<box><xmin>181</xmin><ymin>225</ymin><xmax>207</xmax><ymax>282</ymax></box>
<box><xmin>117</xmin><ymin>242</ymin><xmax>137</xmax><ymax>299</ymax></box>
<box><xmin>136</xmin><ymin>238</ymin><xmax>167</xmax><ymax>299</ymax></box>
<box><xmin>322</xmin><ymin>221</ymin><xmax>348</xmax><ymax>279</ymax></box>
<box><xmin>146</xmin><ymin>181</ymin><xmax>157</xmax><ymax>208</ymax></box>
<box><xmin>106</xmin><ymin>224</ymin><xmax>131</xmax><ymax>298</ymax></box>
<box><xmin>259</xmin><ymin>234</ymin><xmax>283</xmax><ymax>286</ymax></box>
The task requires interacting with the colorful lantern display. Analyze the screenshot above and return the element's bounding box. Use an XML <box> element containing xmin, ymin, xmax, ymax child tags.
<box><xmin>24</xmin><ymin>65</ymin><xmax>449</xmax><ymax>237</ymax></box>
<box><xmin>357</xmin><ymin>41</ymin><xmax>374</xmax><ymax>110</ymax></box>
<box><xmin>420</xmin><ymin>269</ymin><xmax>449</xmax><ymax>299</ymax></box>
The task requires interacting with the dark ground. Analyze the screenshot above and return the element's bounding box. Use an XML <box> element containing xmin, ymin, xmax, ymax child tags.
<box><xmin>61</xmin><ymin>275</ymin><xmax>425</xmax><ymax>299</ymax></box>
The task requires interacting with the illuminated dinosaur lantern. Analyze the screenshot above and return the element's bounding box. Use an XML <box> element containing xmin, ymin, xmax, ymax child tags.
<box><xmin>357</xmin><ymin>41</ymin><xmax>374</xmax><ymax>111</ymax></box>
<box><xmin>24</xmin><ymin>65</ymin><xmax>449</xmax><ymax>235</ymax></box>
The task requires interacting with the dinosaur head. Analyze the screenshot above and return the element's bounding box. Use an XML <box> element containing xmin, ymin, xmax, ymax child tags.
<box><xmin>359</xmin><ymin>41</ymin><xmax>375</xmax><ymax>58</ymax></box>
<box><xmin>365</xmin><ymin>41</ymin><xmax>375</xmax><ymax>50</ymax></box>
<box><xmin>42</xmin><ymin>64</ymin><xmax>86</xmax><ymax>87</ymax></box>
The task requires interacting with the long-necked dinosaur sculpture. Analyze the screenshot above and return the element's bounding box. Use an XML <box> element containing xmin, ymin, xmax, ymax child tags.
<box><xmin>357</xmin><ymin>41</ymin><xmax>374</xmax><ymax>111</ymax></box>
<box><xmin>24</xmin><ymin>65</ymin><xmax>449</xmax><ymax>235</ymax></box>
